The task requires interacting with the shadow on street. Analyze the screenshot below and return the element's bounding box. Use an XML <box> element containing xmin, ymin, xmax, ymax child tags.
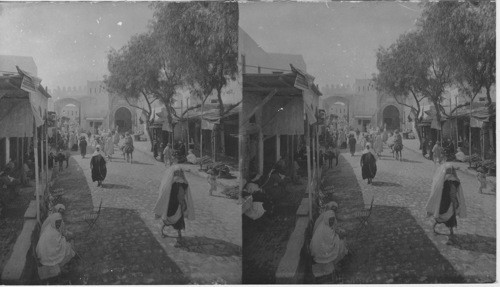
<box><xmin>48</xmin><ymin>154</ymin><xmax>189</xmax><ymax>284</ymax></box>
<box><xmin>174</xmin><ymin>236</ymin><xmax>242</xmax><ymax>257</ymax></box>
<box><xmin>308</xmin><ymin>152</ymin><xmax>465</xmax><ymax>284</ymax></box>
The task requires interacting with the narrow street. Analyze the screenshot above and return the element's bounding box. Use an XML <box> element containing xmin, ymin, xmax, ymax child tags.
<box><xmin>52</xmin><ymin>146</ymin><xmax>241</xmax><ymax>284</ymax></box>
<box><xmin>320</xmin><ymin>144</ymin><xmax>495</xmax><ymax>283</ymax></box>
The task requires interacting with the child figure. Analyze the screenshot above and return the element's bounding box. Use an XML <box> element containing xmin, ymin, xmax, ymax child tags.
<box><xmin>55</xmin><ymin>150</ymin><xmax>65</xmax><ymax>172</ymax></box>
<box><xmin>432</xmin><ymin>142</ymin><xmax>444</xmax><ymax>165</ymax></box>
<box><xmin>207</xmin><ymin>169</ymin><xmax>217</xmax><ymax>196</ymax></box>
<box><xmin>64</xmin><ymin>149</ymin><xmax>71</xmax><ymax>168</ymax></box>
<box><xmin>477</xmin><ymin>168</ymin><xmax>488</xmax><ymax>194</ymax></box>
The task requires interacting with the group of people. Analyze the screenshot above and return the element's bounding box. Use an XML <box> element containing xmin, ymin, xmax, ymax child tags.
<box><xmin>157</xmin><ymin>140</ymin><xmax>195</xmax><ymax>167</ymax></box>
<box><xmin>422</xmin><ymin>137</ymin><xmax>456</xmax><ymax>164</ymax></box>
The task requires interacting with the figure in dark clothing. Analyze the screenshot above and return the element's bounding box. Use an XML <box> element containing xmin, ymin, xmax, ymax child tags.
<box><xmin>153</xmin><ymin>167</ymin><xmax>195</xmax><ymax>239</ymax></box>
<box><xmin>90</xmin><ymin>146</ymin><xmax>107</xmax><ymax>187</ymax></box>
<box><xmin>79</xmin><ymin>137</ymin><xmax>88</xmax><ymax>159</ymax></box>
<box><xmin>360</xmin><ymin>143</ymin><xmax>377</xmax><ymax>184</ymax></box>
<box><xmin>55</xmin><ymin>150</ymin><xmax>65</xmax><ymax>172</ymax></box>
<box><xmin>348</xmin><ymin>134</ymin><xmax>357</xmax><ymax>156</ymax></box>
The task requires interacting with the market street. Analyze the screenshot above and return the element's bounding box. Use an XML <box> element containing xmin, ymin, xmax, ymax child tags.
<box><xmin>319</xmin><ymin>143</ymin><xmax>495</xmax><ymax>283</ymax></box>
<box><xmin>51</xmin><ymin>146</ymin><xmax>241</xmax><ymax>284</ymax></box>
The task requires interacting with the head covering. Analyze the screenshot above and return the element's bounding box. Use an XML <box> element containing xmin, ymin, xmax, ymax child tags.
<box><xmin>54</xmin><ymin>204</ymin><xmax>65</xmax><ymax>213</ymax></box>
<box><xmin>92</xmin><ymin>145</ymin><xmax>105</xmax><ymax>157</ymax></box>
<box><xmin>313</xmin><ymin>208</ymin><xmax>338</xmax><ymax>234</ymax></box>
<box><xmin>310</xmin><ymin>210</ymin><xmax>342</xmax><ymax>264</ymax></box>
<box><xmin>153</xmin><ymin>165</ymin><xmax>195</xmax><ymax>221</ymax></box>
<box><xmin>425</xmin><ymin>163</ymin><xmax>467</xmax><ymax>218</ymax></box>
<box><xmin>36</xmin><ymin>213</ymin><xmax>74</xmax><ymax>266</ymax></box>
<box><xmin>173</xmin><ymin>169</ymin><xmax>188</xmax><ymax>184</ymax></box>
<box><xmin>362</xmin><ymin>143</ymin><xmax>377</xmax><ymax>159</ymax></box>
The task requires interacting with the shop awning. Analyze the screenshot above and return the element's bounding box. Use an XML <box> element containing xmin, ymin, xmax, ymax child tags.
<box><xmin>0</xmin><ymin>67</ymin><xmax>50</xmax><ymax>137</ymax></box>
<box><xmin>242</xmin><ymin>64</ymin><xmax>321</xmax><ymax>136</ymax></box>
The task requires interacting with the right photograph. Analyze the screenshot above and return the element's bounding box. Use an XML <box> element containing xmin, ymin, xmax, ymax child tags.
<box><xmin>239</xmin><ymin>1</ymin><xmax>496</xmax><ymax>284</ymax></box>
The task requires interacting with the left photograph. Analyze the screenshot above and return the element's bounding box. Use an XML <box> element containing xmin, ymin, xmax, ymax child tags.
<box><xmin>0</xmin><ymin>2</ymin><xmax>241</xmax><ymax>284</ymax></box>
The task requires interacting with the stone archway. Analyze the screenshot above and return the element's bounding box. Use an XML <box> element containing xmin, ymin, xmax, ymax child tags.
<box><xmin>114</xmin><ymin>107</ymin><xmax>132</xmax><ymax>133</ymax></box>
<box><xmin>382</xmin><ymin>105</ymin><xmax>400</xmax><ymax>131</ymax></box>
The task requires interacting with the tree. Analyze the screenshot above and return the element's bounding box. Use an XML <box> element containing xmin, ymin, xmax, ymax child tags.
<box><xmin>106</xmin><ymin>18</ymin><xmax>189</xmax><ymax>147</ymax></box>
<box><xmin>105</xmin><ymin>33</ymin><xmax>161</xmax><ymax>149</ymax></box>
<box><xmin>152</xmin><ymin>2</ymin><xmax>239</xmax><ymax>158</ymax></box>
<box><xmin>374</xmin><ymin>31</ymin><xmax>428</xmax><ymax>146</ymax></box>
<box><xmin>420</xmin><ymin>1</ymin><xmax>495</xmax><ymax>151</ymax></box>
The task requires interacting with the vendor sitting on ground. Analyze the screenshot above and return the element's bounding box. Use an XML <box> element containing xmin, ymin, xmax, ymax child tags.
<box><xmin>310</xmin><ymin>210</ymin><xmax>350</xmax><ymax>266</ymax></box>
<box><xmin>0</xmin><ymin>167</ymin><xmax>21</xmax><ymax>196</ymax></box>
<box><xmin>242</xmin><ymin>176</ymin><xmax>273</xmax><ymax>216</ymax></box>
<box><xmin>41</xmin><ymin>204</ymin><xmax>74</xmax><ymax>240</ymax></box>
<box><xmin>36</xmin><ymin>213</ymin><xmax>76</xmax><ymax>268</ymax></box>
<box><xmin>186</xmin><ymin>149</ymin><xmax>198</xmax><ymax>164</ymax></box>
<box><xmin>242</xmin><ymin>180</ymin><xmax>266</xmax><ymax>220</ymax></box>
<box><xmin>313</xmin><ymin>201</ymin><xmax>339</xmax><ymax>233</ymax></box>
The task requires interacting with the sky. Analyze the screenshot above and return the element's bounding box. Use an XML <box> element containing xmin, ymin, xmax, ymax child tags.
<box><xmin>239</xmin><ymin>2</ymin><xmax>423</xmax><ymax>89</ymax></box>
<box><xmin>0</xmin><ymin>2</ymin><xmax>153</xmax><ymax>89</ymax></box>
<box><xmin>0</xmin><ymin>2</ymin><xmax>423</xmax><ymax>91</ymax></box>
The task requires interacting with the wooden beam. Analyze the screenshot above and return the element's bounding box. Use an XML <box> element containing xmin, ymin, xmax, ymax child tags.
<box><xmin>242</xmin><ymin>89</ymin><xmax>277</xmax><ymax>125</ymax></box>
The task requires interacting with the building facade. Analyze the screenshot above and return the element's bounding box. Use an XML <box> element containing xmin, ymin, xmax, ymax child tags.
<box><xmin>50</xmin><ymin>81</ymin><xmax>139</xmax><ymax>134</ymax></box>
<box><xmin>321</xmin><ymin>79</ymin><xmax>404</xmax><ymax>133</ymax></box>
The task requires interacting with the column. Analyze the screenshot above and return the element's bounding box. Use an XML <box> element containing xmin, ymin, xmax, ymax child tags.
<box><xmin>258</xmin><ymin>129</ymin><xmax>264</xmax><ymax>175</ymax></box>
<box><xmin>276</xmin><ymin>134</ymin><xmax>281</xmax><ymax>162</ymax></box>
<box><xmin>5</xmin><ymin>137</ymin><xmax>10</xmax><ymax>164</ymax></box>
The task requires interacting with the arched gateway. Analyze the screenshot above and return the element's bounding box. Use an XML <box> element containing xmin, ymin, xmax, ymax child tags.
<box><xmin>114</xmin><ymin>107</ymin><xmax>132</xmax><ymax>133</ymax></box>
<box><xmin>382</xmin><ymin>105</ymin><xmax>400</xmax><ymax>131</ymax></box>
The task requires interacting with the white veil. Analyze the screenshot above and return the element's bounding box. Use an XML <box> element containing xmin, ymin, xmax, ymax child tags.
<box><xmin>425</xmin><ymin>163</ymin><xmax>467</xmax><ymax>218</ymax></box>
<box><xmin>153</xmin><ymin>165</ymin><xmax>195</xmax><ymax>221</ymax></box>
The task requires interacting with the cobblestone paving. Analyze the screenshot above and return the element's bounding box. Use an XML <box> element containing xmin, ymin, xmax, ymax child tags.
<box><xmin>51</xmin><ymin>146</ymin><xmax>241</xmax><ymax>284</ymax></box>
<box><xmin>319</xmin><ymin>144</ymin><xmax>495</xmax><ymax>283</ymax></box>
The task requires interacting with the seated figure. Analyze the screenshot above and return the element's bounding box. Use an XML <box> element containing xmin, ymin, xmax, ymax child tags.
<box><xmin>186</xmin><ymin>149</ymin><xmax>198</xmax><ymax>164</ymax></box>
<box><xmin>313</xmin><ymin>202</ymin><xmax>339</xmax><ymax>234</ymax></box>
<box><xmin>0</xmin><ymin>167</ymin><xmax>21</xmax><ymax>195</ymax></box>
<box><xmin>41</xmin><ymin>204</ymin><xmax>74</xmax><ymax>240</ymax></box>
<box><xmin>36</xmin><ymin>213</ymin><xmax>75</xmax><ymax>268</ymax></box>
<box><xmin>310</xmin><ymin>210</ymin><xmax>349</xmax><ymax>265</ymax></box>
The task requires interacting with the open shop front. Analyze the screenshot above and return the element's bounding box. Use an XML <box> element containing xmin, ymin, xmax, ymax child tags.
<box><xmin>240</xmin><ymin>65</ymin><xmax>322</xmax><ymax>221</ymax></box>
<box><xmin>0</xmin><ymin>67</ymin><xmax>51</xmax><ymax>223</ymax></box>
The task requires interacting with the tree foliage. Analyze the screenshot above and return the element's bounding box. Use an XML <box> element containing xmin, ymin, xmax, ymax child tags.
<box><xmin>151</xmin><ymin>2</ymin><xmax>239</xmax><ymax>116</ymax></box>
<box><xmin>105</xmin><ymin>33</ymin><xmax>160</xmax><ymax>120</ymax></box>
<box><xmin>375</xmin><ymin>1</ymin><xmax>495</xmax><ymax>137</ymax></box>
<box><xmin>150</xmin><ymin>2</ymin><xmax>239</xmax><ymax>155</ymax></box>
<box><xmin>106</xmin><ymin>3</ymin><xmax>239</xmax><ymax>155</ymax></box>
<box><xmin>375</xmin><ymin>31</ymin><xmax>427</xmax><ymax>120</ymax></box>
<box><xmin>420</xmin><ymin>1</ymin><xmax>495</xmax><ymax>115</ymax></box>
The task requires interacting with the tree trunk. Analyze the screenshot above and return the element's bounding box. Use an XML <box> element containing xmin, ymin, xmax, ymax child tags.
<box><xmin>219</xmin><ymin>121</ymin><xmax>225</xmax><ymax>156</ymax></box>
<box><xmin>432</xmin><ymin>100</ymin><xmax>443</xmax><ymax>142</ymax></box>
<box><xmin>414</xmin><ymin>118</ymin><xmax>423</xmax><ymax>150</ymax></box>
<box><xmin>146</xmin><ymin>120</ymin><xmax>154</xmax><ymax>151</ymax></box>
<box><xmin>486</xmin><ymin>85</ymin><xmax>494</xmax><ymax>153</ymax></box>
<box><xmin>216</xmin><ymin>87</ymin><xmax>226</xmax><ymax>155</ymax></box>
<box><xmin>211</xmin><ymin>127</ymin><xmax>216</xmax><ymax>162</ymax></box>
